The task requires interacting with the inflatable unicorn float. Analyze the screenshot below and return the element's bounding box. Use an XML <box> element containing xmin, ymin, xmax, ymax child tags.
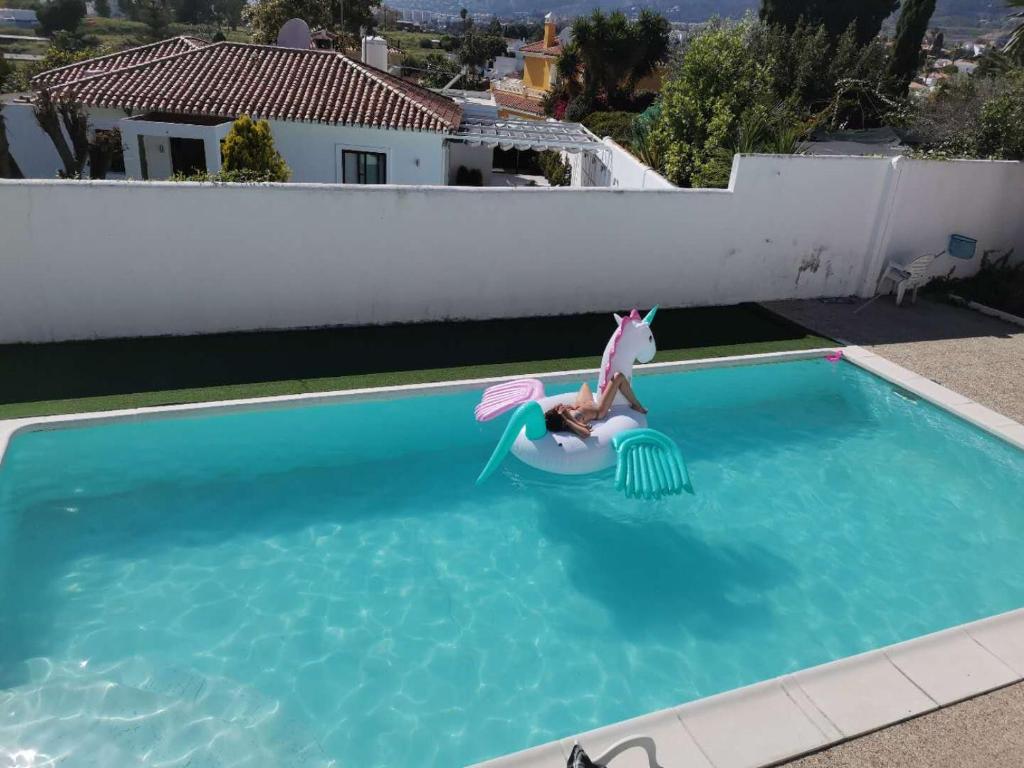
<box><xmin>474</xmin><ymin>306</ymin><xmax>692</xmax><ymax>500</ymax></box>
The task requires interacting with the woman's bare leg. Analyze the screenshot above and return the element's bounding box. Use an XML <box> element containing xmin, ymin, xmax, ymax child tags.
<box><xmin>595</xmin><ymin>373</ymin><xmax>626</xmax><ymax>418</ymax></box>
<box><xmin>596</xmin><ymin>373</ymin><xmax>646</xmax><ymax>418</ymax></box>
<box><xmin>575</xmin><ymin>382</ymin><xmax>594</xmax><ymax>408</ymax></box>
<box><xmin>617</xmin><ymin>376</ymin><xmax>647</xmax><ymax>413</ymax></box>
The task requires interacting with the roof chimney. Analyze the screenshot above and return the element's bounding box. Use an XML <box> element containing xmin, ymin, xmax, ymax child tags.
<box><xmin>361</xmin><ymin>35</ymin><xmax>388</xmax><ymax>71</ymax></box>
<box><xmin>543</xmin><ymin>13</ymin><xmax>556</xmax><ymax>48</ymax></box>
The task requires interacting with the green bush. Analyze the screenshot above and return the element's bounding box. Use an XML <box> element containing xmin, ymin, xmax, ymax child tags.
<box><xmin>581</xmin><ymin>110</ymin><xmax>638</xmax><ymax>147</ymax></box>
<box><xmin>36</xmin><ymin>0</ymin><xmax>85</xmax><ymax>35</ymax></box>
<box><xmin>170</xmin><ymin>168</ymin><xmax>288</xmax><ymax>182</ymax></box>
<box><xmin>932</xmin><ymin>251</ymin><xmax>1024</xmax><ymax>316</ymax></box>
<box><xmin>538</xmin><ymin>151</ymin><xmax>571</xmax><ymax>186</ymax></box>
<box><xmin>650</xmin><ymin>22</ymin><xmax>776</xmax><ymax>187</ymax></box>
<box><xmin>220</xmin><ymin>115</ymin><xmax>290</xmax><ymax>182</ymax></box>
<box><xmin>976</xmin><ymin>73</ymin><xmax>1024</xmax><ymax>160</ymax></box>
<box><xmin>911</xmin><ymin>71</ymin><xmax>1024</xmax><ymax>160</ymax></box>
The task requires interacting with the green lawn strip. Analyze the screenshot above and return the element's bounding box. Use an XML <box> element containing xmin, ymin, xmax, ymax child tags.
<box><xmin>0</xmin><ymin>336</ymin><xmax>830</xmax><ymax>419</ymax></box>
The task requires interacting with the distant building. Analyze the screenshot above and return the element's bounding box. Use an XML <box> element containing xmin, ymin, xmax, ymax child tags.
<box><xmin>0</xmin><ymin>7</ymin><xmax>38</xmax><ymax>27</ymax></box>
<box><xmin>520</xmin><ymin>13</ymin><xmax>562</xmax><ymax>93</ymax></box>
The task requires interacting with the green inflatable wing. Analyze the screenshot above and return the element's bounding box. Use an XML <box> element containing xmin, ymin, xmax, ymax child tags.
<box><xmin>476</xmin><ymin>400</ymin><xmax>546</xmax><ymax>485</ymax></box>
<box><xmin>612</xmin><ymin>428</ymin><xmax>692</xmax><ymax>500</ymax></box>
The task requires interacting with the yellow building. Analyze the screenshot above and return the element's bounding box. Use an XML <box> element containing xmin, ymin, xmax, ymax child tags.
<box><xmin>520</xmin><ymin>15</ymin><xmax>562</xmax><ymax>92</ymax></box>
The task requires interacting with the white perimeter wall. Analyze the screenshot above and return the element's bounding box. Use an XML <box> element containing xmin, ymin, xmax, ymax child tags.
<box><xmin>569</xmin><ymin>138</ymin><xmax>675</xmax><ymax>189</ymax></box>
<box><xmin>1</xmin><ymin>154</ymin><xmax>1021</xmax><ymax>343</ymax></box>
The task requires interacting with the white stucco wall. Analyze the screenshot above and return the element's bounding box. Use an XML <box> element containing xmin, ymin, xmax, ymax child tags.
<box><xmin>870</xmin><ymin>158</ymin><xmax>1024</xmax><ymax>285</ymax></box>
<box><xmin>1</xmin><ymin>154</ymin><xmax>1021</xmax><ymax>343</ymax></box>
<box><xmin>269</xmin><ymin>120</ymin><xmax>448</xmax><ymax>184</ymax></box>
<box><xmin>567</xmin><ymin>138</ymin><xmax>674</xmax><ymax>189</ymax></box>
<box><xmin>3</xmin><ymin>101</ymin><xmax>61</xmax><ymax>179</ymax></box>
<box><xmin>447</xmin><ymin>142</ymin><xmax>494</xmax><ymax>185</ymax></box>
<box><xmin>5</xmin><ymin>103</ymin><xmax>132</xmax><ymax>179</ymax></box>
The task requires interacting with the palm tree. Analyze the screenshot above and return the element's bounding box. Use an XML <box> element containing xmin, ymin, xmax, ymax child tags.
<box><xmin>1004</xmin><ymin>0</ymin><xmax>1024</xmax><ymax>62</ymax></box>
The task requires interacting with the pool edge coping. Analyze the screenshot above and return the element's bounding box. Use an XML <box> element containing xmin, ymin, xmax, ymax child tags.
<box><xmin>3</xmin><ymin>344</ymin><xmax>1024</xmax><ymax>768</ymax></box>
<box><xmin>0</xmin><ymin>347</ymin><xmax>834</xmax><ymax>467</ymax></box>
<box><xmin>468</xmin><ymin>605</ymin><xmax>1024</xmax><ymax>768</ymax></box>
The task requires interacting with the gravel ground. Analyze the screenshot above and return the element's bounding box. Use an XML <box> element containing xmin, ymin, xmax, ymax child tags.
<box><xmin>785</xmin><ymin>682</ymin><xmax>1024</xmax><ymax>768</ymax></box>
<box><xmin>765</xmin><ymin>297</ymin><xmax>1024</xmax><ymax>423</ymax></box>
<box><xmin>765</xmin><ymin>296</ymin><xmax>1024</xmax><ymax>768</ymax></box>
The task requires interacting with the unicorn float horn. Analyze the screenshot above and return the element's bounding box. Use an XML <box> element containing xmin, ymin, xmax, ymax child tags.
<box><xmin>643</xmin><ymin>305</ymin><xmax>659</xmax><ymax>325</ymax></box>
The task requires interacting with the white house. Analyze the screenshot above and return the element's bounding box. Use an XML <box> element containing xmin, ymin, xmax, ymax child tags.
<box><xmin>6</xmin><ymin>36</ymin><xmax>464</xmax><ymax>184</ymax></box>
<box><xmin>4</xmin><ymin>36</ymin><xmax>667</xmax><ymax>188</ymax></box>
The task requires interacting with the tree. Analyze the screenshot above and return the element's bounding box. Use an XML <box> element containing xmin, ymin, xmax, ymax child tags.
<box><xmin>33</xmin><ymin>90</ymin><xmax>89</xmax><ymax>177</ymax></box>
<box><xmin>36</xmin><ymin>0</ymin><xmax>85</xmax><ymax>35</ymax></box>
<box><xmin>1003</xmin><ymin>0</ymin><xmax>1024</xmax><ymax>63</ymax></box>
<box><xmin>220</xmin><ymin>115</ymin><xmax>291</xmax><ymax>181</ymax></box>
<box><xmin>929</xmin><ymin>30</ymin><xmax>944</xmax><ymax>56</ymax></box>
<box><xmin>136</xmin><ymin>0</ymin><xmax>172</xmax><ymax>41</ymax></box>
<box><xmin>911</xmin><ymin>71</ymin><xmax>1024</xmax><ymax>159</ymax></box>
<box><xmin>458</xmin><ymin>29</ymin><xmax>506</xmax><ymax>71</ymax></box>
<box><xmin>759</xmin><ymin>0</ymin><xmax>898</xmax><ymax>45</ymax></box>
<box><xmin>650</xmin><ymin>22</ymin><xmax>776</xmax><ymax>187</ymax></box>
<box><xmin>94</xmin><ymin>0</ymin><xmax>111</xmax><ymax>16</ymax></box>
<box><xmin>554</xmin><ymin>9</ymin><xmax>670</xmax><ymax>110</ymax></box>
<box><xmin>888</xmin><ymin>0</ymin><xmax>937</xmax><ymax>94</ymax></box>
<box><xmin>976</xmin><ymin>71</ymin><xmax>1024</xmax><ymax>159</ymax></box>
<box><xmin>245</xmin><ymin>0</ymin><xmax>378</xmax><ymax>42</ymax></box>
<box><xmin>212</xmin><ymin>0</ymin><xmax>246</xmax><ymax>28</ymax></box>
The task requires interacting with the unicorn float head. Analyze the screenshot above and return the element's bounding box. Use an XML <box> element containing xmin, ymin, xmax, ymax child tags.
<box><xmin>598</xmin><ymin>306</ymin><xmax>658</xmax><ymax>399</ymax></box>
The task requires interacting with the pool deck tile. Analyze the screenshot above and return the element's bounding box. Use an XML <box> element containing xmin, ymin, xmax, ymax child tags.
<box><xmin>950</xmin><ymin>402</ymin><xmax>1017</xmax><ymax>433</ymax></box>
<box><xmin>987</xmin><ymin>420</ymin><xmax>1024</xmax><ymax>450</ymax></box>
<box><xmin>557</xmin><ymin>709</ymin><xmax>714</xmax><ymax>768</ymax></box>
<box><xmin>965</xmin><ymin>612</ymin><xmax>1024</xmax><ymax>677</ymax></box>
<box><xmin>780</xmin><ymin>676</ymin><xmax>844</xmax><ymax>742</ymax></box>
<box><xmin>790</xmin><ymin>651</ymin><xmax>937</xmax><ymax>738</ymax></box>
<box><xmin>885</xmin><ymin>629</ymin><xmax>1020</xmax><ymax>707</ymax></box>
<box><xmin>675</xmin><ymin>679</ymin><xmax>829</xmax><ymax>768</ymax></box>
<box><xmin>840</xmin><ymin>349</ymin><xmax>922</xmax><ymax>386</ymax></box>
<box><xmin>894</xmin><ymin>374</ymin><xmax>973</xmax><ymax>409</ymax></box>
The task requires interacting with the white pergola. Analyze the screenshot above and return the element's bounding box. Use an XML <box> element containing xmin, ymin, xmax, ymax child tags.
<box><xmin>449</xmin><ymin>117</ymin><xmax>607</xmax><ymax>155</ymax></box>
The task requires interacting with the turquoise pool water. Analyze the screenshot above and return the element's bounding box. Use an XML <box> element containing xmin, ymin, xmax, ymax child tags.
<box><xmin>2</xmin><ymin>359</ymin><xmax>1024</xmax><ymax>767</ymax></box>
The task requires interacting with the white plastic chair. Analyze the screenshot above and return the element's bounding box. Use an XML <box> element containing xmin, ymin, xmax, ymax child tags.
<box><xmin>878</xmin><ymin>252</ymin><xmax>940</xmax><ymax>306</ymax></box>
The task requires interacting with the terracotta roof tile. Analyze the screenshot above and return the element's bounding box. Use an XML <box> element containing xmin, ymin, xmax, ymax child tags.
<box><xmin>33</xmin><ymin>36</ymin><xmax>208</xmax><ymax>88</ymax></box>
<box><xmin>520</xmin><ymin>39</ymin><xmax>562</xmax><ymax>56</ymax></box>
<box><xmin>40</xmin><ymin>40</ymin><xmax>463</xmax><ymax>133</ymax></box>
<box><xmin>493</xmin><ymin>90</ymin><xmax>545</xmax><ymax>116</ymax></box>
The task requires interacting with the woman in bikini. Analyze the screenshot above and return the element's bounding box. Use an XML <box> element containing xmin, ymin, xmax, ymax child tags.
<box><xmin>544</xmin><ymin>372</ymin><xmax>648</xmax><ymax>439</ymax></box>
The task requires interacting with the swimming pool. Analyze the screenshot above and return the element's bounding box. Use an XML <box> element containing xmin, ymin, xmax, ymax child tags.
<box><xmin>1</xmin><ymin>358</ymin><xmax>1023</xmax><ymax>768</ymax></box>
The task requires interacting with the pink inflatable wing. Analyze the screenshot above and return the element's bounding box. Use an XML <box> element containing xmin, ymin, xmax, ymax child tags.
<box><xmin>474</xmin><ymin>378</ymin><xmax>546</xmax><ymax>422</ymax></box>
<box><xmin>826</xmin><ymin>350</ymin><xmax>844</xmax><ymax>362</ymax></box>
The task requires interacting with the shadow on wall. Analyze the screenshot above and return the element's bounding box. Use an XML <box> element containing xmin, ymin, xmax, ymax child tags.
<box><xmin>0</xmin><ymin>304</ymin><xmax>822</xmax><ymax>404</ymax></box>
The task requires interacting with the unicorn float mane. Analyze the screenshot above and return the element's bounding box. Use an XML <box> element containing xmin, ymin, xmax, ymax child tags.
<box><xmin>598</xmin><ymin>306</ymin><xmax>658</xmax><ymax>394</ymax></box>
<box><xmin>599</xmin><ymin>309</ymin><xmax>641</xmax><ymax>392</ymax></box>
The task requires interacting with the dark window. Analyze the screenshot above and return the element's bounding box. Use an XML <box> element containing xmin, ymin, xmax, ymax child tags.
<box><xmin>170</xmin><ymin>137</ymin><xmax>207</xmax><ymax>176</ymax></box>
<box><xmin>89</xmin><ymin>129</ymin><xmax>125</xmax><ymax>174</ymax></box>
<box><xmin>137</xmin><ymin>135</ymin><xmax>149</xmax><ymax>179</ymax></box>
<box><xmin>342</xmin><ymin>150</ymin><xmax>387</xmax><ymax>184</ymax></box>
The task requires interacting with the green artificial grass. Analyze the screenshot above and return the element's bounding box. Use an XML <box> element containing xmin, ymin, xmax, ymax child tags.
<box><xmin>0</xmin><ymin>304</ymin><xmax>833</xmax><ymax>419</ymax></box>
